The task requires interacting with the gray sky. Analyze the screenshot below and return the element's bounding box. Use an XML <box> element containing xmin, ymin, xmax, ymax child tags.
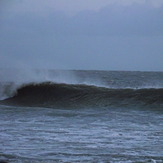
<box><xmin>0</xmin><ymin>0</ymin><xmax>163</xmax><ymax>71</ymax></box>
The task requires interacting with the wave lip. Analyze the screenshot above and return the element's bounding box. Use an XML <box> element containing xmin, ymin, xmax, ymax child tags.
<box><xmin>0</xmin><ymin>82</ymin><xmax>163</xmax><ymax>109</ymax></box>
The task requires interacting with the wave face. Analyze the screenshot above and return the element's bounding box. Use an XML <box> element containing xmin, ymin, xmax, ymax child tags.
<box><xmin>1</xmin><ymin>82</ymin><xmax>163</xmax><ymax>109</ymax></box>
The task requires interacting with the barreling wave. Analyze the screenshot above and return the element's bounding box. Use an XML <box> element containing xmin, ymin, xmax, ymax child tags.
<box><xmin>0</xmin><ymin>82</ymin><xmax>163</xmax><ymax>109</ymax></box>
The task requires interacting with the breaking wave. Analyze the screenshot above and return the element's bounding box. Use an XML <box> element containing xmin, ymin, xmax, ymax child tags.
<box><xmin>0</xmin><ymin>82</ymin><xmax>163</xmax><ymax>109</ymax></box>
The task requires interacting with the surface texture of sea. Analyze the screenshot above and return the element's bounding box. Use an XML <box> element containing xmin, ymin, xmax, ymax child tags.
<box><xmin>0</xmin><ymin>70</ymin><xmax>163</xmax><ymax>163</ymax></box>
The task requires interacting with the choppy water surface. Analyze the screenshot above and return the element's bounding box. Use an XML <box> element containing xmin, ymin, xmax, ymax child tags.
<box><xmin>0</xmin><ymin>70</ymin><xmax>163</xmax><ymax>162</ymax></box>
<box><xmin>0</xmin><ymin>106</ymin><xmax>162</xmax><ymax>163</ymax></box>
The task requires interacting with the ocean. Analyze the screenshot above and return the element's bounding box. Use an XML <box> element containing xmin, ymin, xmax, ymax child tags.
<box><xmin>0</xmin><ymin>70</ymin><xmax>163</xmax><ymax>163</ymax></box>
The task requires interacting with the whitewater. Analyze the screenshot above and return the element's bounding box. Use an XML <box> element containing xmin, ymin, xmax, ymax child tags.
<box><xmin>0</xmin><ymin>69</ymin><xmax>163</xmax><ymax>163</ymax></box>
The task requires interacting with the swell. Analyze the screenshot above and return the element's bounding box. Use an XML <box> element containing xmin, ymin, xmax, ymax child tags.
<box><xmin>0</xmin><ymin>82</ymin><xmax>163</xmax><ymax>108</ymax></box>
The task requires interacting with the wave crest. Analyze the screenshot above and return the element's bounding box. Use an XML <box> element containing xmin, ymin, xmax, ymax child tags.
<box><xmin>0</xmin><ymin>82</ymin><xmax>163</xmax><ymax>109</ymax></box>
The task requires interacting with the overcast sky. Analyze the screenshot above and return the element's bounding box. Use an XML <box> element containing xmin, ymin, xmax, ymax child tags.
<box><xmin>0</xmin><ymin>0</ymin><xmax>163</xmax><ymax>71</ymax></box>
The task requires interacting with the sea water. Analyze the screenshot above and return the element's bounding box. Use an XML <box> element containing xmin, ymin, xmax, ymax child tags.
<box><xmin>0</xmin><ymin>70</ymin><xmax>163</xmax><ymax>163</ymax></box>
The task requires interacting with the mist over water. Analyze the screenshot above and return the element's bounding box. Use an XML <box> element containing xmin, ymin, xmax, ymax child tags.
<box><xmin>1</xmin><ymin>68</ymin><xmax>162</xmax><ymax>87</ymax></box>
<box><xmin>0</xmin><ymin>68</ymin><xmax>101</xmax><ymax>84</ymax></box>
<box><xmin>0</xmin><ymin>69</ymin><xmax>105</xmax><ymax>100</ymax></box>
<box><xmin>0</xmin><ymin>69</ymin><xmax>77</xmax><ymax>99</ymax></box>
<box><xmin>0</xmin><ymin>69</ymin><xmax>163</xmax><ymax>107</ymax></box>
<box><xmin>0</xmin><ymin>69</ymin><xmax>163</xmax><ymax>100</ymax></box>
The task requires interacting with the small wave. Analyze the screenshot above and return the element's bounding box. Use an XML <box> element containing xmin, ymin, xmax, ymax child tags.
<box><xmin>0</xmin><ymin>82</ymin><xmax>163</xmax><ymax>109</ymax></box>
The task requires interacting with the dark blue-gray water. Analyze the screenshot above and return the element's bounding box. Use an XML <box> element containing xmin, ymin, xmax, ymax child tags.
<box><xmin>0</xmin><ymin>70</ymin><xmax>163</xmax><ymax>163</ymax></box>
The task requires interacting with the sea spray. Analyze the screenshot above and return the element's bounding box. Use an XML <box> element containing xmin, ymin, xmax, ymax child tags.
<box><xmin>0</xmin><ymin>69</ymin><xmax>163</xmax><ymax>102</ymax></box>
<box><xmin>0</xmin><ymin>69</ymin><xmax>106</xmax><ymax>100</ymax></box>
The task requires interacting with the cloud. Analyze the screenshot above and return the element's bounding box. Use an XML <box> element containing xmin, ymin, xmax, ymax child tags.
<box><xmin>1</xmin><ymin>0</ymin><xmax>163</xmax><ymax>17</ymax></box>
<box><xmin>1</xmin><ymin>2</ymin><xmax>162</xmax><ymax>36</ymax></box>
<box><xmin>0</xmin><ymin>1</ymin><xmax>163</xmax><ymax>71</ymax></box>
